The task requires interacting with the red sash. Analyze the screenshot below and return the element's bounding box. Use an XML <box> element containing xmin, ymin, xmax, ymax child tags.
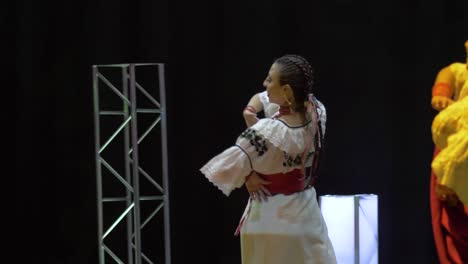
<box><xmin>258</xmin><ymin>169</ymin><xmax>306</xmax><ymax>195</ymax></box>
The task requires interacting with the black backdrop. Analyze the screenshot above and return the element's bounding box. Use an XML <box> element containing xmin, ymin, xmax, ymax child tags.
<box><xmin>15</xmin><ymin>0</ymin><xmax>467</xmax><ymax>263</ymax></box>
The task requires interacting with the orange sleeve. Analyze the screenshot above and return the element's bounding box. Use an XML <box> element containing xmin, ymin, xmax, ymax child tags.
<box><xmin>432</xmin><ymin>82</ymin><xmax>453</xmax><ymax>97</ymax></box>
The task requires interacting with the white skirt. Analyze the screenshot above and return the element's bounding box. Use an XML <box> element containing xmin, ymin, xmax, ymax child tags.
<box><xmin>240</xmin><ymin>187</ymin><xmax>337</xmax><ymax>264</ymax></box>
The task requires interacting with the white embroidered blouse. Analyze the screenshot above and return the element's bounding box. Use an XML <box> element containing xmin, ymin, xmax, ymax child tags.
<box><xmin>200</xmin><ymin>94</ymin><xmax>327</xmax><ymax>196</ymax></box>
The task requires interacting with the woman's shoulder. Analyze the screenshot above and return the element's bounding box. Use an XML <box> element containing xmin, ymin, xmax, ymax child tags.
<box><xmin>244</xmin><ymin>118</ymin><xmax>311</xmax><ymax>154</ymax></box>
<box><xmin>447</xmin><ymin>62</ymin><xmax>466</xmax><ymax>76</ymax></box>
<box><xmin>448</xmin><ymin>62</ymin><xmax>465</xmax><ymax>69</ymax></box>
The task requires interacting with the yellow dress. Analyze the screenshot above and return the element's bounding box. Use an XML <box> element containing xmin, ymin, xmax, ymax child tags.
<box><xmin>431</xmin><ymin>62</ymin><xmax>468</xmax><ymax>205</ymax></box>
<box><xmin>448</xmin><ymin>62</ymin><xmax>468</xmax><ymax>100</ymax></box>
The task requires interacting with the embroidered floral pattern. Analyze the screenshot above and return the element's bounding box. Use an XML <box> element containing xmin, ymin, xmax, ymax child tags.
<box><xmin>283</xmin><ymin>152</ymin><xmax>302</xmax><ymax>167</ymax></box>
<box><xmin>240</xmin><ymin>128</ymin><xmax>268</xmax><ymax>156</ymax></box>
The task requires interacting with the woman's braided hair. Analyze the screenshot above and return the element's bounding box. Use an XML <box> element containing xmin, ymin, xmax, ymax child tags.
<box><xmin>274</xmin><ymin>54</ymin><xmax>315</xmax><ymax>112</ymax></box>
<box><xmin>275</xmin><ymin>55</ymin><xmax>323</xmax><ymax>183</ymax></box>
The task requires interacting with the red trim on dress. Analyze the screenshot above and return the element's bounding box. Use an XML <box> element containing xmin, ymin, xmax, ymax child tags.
<box><xmin>430</xmin><ymin>147</ymin><xmax>468</xmax><ymax>264</ymax></box>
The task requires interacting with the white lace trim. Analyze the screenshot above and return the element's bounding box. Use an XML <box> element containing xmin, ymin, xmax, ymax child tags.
<box><xmin>250</xmin><ymin>118</ymin><xmax>315</xmax><ymax>154</ymax></box>
<box><xmin>258</xmin><ymin>91</ymin><xmax>270</xmax><ymax>109</ymax></box>
<box><xmin>200</xmin><ymin>165</ymin><xmax>234</xmax><ymax>196</ymax></box>
<box><xmin>259</xmin><ymin>91</ymin><xmax>280</xmax><ymax>118</ymax></box>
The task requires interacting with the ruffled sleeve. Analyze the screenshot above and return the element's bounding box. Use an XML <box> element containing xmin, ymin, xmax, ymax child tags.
<box><xmin>258</xmin><ymin>91</ymin><xmax>269</xmax><ymax>110</ymax></box>
<box><xmin>258</xmin><ymin>91</ymin><xmax>279</xmax><ymax>118</ymax></box>
<box><xmin>200</xmin><ymin>146</ymin><xmax>252</xmax><ymax>196</ymax></box>
<box><xmin>200</xmin><ymin>126</ymin><xmax>270</xmax><ymax>196</ymax></box>
<box><xmin>448</xmin><ymin>62</ymin><xmax>468</xmax><ymax>100</ymax></box>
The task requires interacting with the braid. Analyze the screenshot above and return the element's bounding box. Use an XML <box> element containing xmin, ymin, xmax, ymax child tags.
<box><xmin>274</xmin><ymin>54</ymin><xmax>315</xmax><ymax>112</ymax></box>
<box><xmin>274</xmin><ymin>55</ymin><xmax>323</xmax><ymax>185</ymax></box>
<box><xmin>286</xmin><ymin>55</ymin><xmax>314</xmax><ymax>95</ymax></box>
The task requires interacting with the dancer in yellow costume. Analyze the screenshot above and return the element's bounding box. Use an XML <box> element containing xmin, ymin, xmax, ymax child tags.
<box><xmin>429</xmin><ymin>40</ymin><xmax>468</xmax><ymax>264</ymax></box>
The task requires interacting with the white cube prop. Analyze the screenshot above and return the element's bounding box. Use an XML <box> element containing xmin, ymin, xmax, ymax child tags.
<box><xmin>319</xmin><ymin>194</ymin><xmax>378</xmax><ymax>264</ymax></box>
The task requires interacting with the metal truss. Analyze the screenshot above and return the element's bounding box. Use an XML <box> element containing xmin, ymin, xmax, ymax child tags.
<box><xmin>92</xmin><ymin>63</ymin><xmax>171</xmax><ymax>264</ymax></box>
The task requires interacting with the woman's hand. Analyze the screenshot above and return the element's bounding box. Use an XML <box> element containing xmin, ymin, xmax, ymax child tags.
<box><xmin>245</xmin><ymin>171</ymin><xmax>272</xmax><ymax>202</ymax></box>
<box><xmin>431</xmin><ymin>95</ymin><xmax>453</xmax><ymax>111</ymax></box>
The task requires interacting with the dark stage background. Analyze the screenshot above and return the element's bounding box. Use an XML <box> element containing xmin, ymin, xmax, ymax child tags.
<box><xmin>15</xmin><ymin>0</ymin><xmax>467</xmax><ymax>263</ymax></box>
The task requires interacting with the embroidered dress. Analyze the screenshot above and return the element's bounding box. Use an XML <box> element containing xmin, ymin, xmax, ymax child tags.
<box><xmin>200</xmin><ymin>96</ymin><xmax>336</xmax><ymax>264</ymax></box>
